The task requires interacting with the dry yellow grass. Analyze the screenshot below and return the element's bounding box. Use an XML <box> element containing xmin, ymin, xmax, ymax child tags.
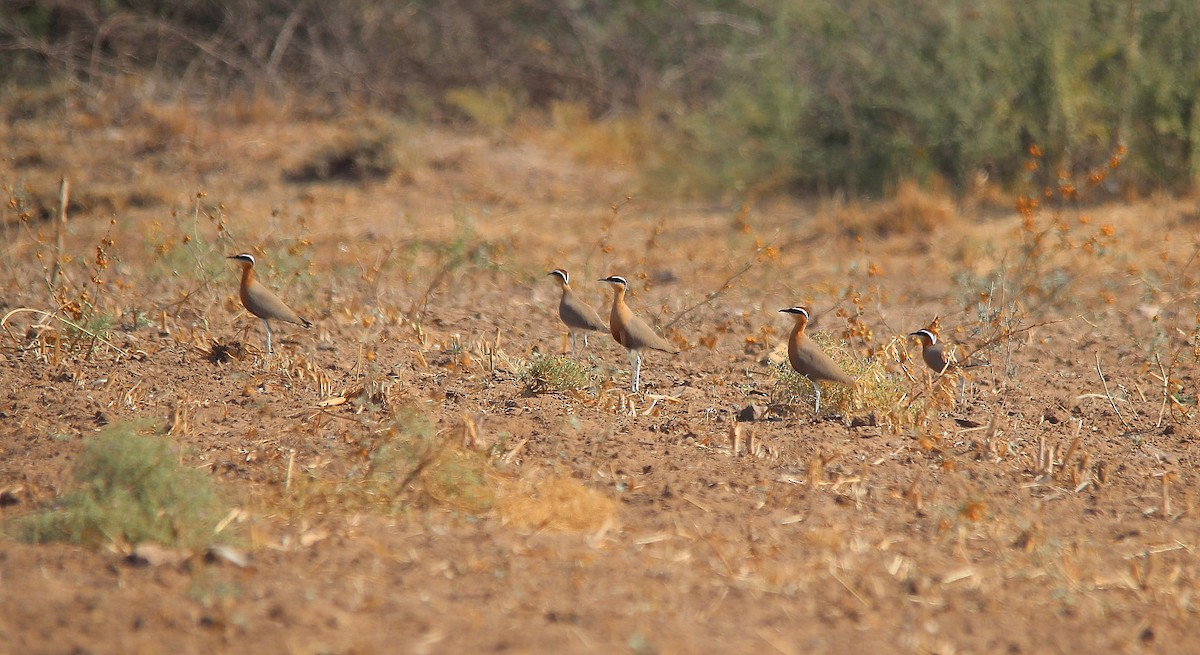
<box><xmin>495</xmin><ymin>470</ymin><xmax>617</xmax><ymax>532</ymax></box>
<box><xmin>824</xmin><ymin>179</ymin><xmax>959</xmax><ymax>238</ymax></box>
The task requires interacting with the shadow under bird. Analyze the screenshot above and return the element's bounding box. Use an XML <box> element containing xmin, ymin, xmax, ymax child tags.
<box><xmin>228</xmin><ymin>253</ymin><xmax>312</xmax><ymax>354</ymax></box>
<box><xmin>779</xmin><ymin>306</ymin><xmax>855</xmax><ymax>414</ymax></box>
<box><xmin>548</xmin><ymin>268</ymin><xmax>607</xmax><ymax>355</ymax></box>
<box><xmin>600</xmin><ymin>275</ymin><xmax>679</xmax><ymax>392</ymax></box>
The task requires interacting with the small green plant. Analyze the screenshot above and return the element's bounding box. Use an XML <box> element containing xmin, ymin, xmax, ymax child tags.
<box><xmin>520</xmin><ymin>354</ymin><xmax>594</xmax><ymax>395</ymax></box>
<box><xmin>15</xmin><ymin>424</ymin><xmax>230</xmax><ymax>549</ymax></box>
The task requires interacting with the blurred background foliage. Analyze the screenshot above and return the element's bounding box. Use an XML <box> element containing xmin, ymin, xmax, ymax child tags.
<box><xmin>3</xmin><ymin>0</ymin><xmax>1199</xmax><ymax>198</ymax></box>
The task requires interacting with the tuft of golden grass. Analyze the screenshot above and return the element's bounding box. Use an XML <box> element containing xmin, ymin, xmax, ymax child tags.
<box><xmin>445</xmin><ymin>86</ymin><xmax>523</xmax><ymax>131</ymax></box>
<box><xmin>825</xmin><ymin>179</ymin><xmax>959</xmax><ymax>238</ymax></box>
<box><xmin>495</xmin><ymin>471</ymin><xmax>616</xmax><ymax>532</ymax></box>
<box><xmin>536</xmin><ymin>100</ymin><xmax>654</xmax><ymax>167</ymax></box>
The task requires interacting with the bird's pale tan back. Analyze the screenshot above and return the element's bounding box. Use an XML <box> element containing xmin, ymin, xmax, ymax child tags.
<box><xmin>559</xmin><ymin>287</ymin><xmax>607</xmax><ymax>333</ymax></box>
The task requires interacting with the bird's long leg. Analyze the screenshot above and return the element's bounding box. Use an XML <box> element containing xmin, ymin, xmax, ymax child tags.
<box><xmin>812</xmin><ymin>378</ymin><xmax>822</xmax><ymax>415</ymax></box>
<box><xmin>263</xmin><ymin>319</ymin><xmax>273</xmax><ymax>354</ymax></box>
<box><xmin>629</xmin><ymin>350</ymin><xmax>642</xmax><ymax>393</ymax></box>
<box><xmin>581</xmin><ymin>333</ymin><xmax>589</xmax><ymax>351</ymax></box>
<box><xmin>568</xmin><ymin>331</ymin><xmax>577</xmax><ymax>356</ymax></box>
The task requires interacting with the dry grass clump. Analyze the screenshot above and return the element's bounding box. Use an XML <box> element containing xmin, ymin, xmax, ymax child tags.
<box><xmin>538</xmin><ymin>100</ymin><xmax>653</xmax><ymax>167</ymax></box>
<box><xmin>870</xmin><ymin>336</ymin><xmax>960</xmax><ymax>430</ymax></box>
<box><xmin>495</xmin><ymin>471</ymin><xmax>616</xmax><ymax>532</ymax></box>
<box><xmin>769</xmin><ymin>332</ymin><xmax>959</xmax><ymax>428</ymax></box>
<box><xmin>832</xmin><ymin>179</ymin><xmax>958</xmax><ymax>238</ymax></box>
<box><xmin>284</xmin><ymin>118</ymin><xmax>404</xmax><ymax>184</ymax></box>
<box><xmin>445</xmin><ymin>86</ymin><xmax>523</xmax><ymax>131</ymax></box>
<box><xmin>13</xmin><ymin>424</ymin><xmax>231</xmax><ymax>549</ymax></box>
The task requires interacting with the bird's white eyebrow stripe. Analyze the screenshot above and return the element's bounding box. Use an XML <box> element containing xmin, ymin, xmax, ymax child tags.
<box><xmin>913</xmin><ymin>329</ymin><xmax>937</xmax><ymax>343</ymax></box>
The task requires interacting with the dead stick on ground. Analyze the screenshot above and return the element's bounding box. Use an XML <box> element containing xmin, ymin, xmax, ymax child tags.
<box><xmin>1095</xmin><ymin>352</ymin><xmax>1130</xmax><ymax>431</ymax></box>
<box><xmin>50</xmin><ymin>176</ymin><xmax>69</xmax><ymax>288</ymax></box>
<box><xmin>1153</xmin><ymin>353</ymin><xmax>1171</xmax><ymax>428</ymax></box>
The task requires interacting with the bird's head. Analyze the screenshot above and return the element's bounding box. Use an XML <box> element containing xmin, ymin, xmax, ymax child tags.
<box><xmin>778</xmin><ymin>306</ymin><xmax>810</xmax><ymax>321</ymax></box>
<box><xmin>599</xmin><ymin>275</ymin><xmax>628</xmax><ymax>289</ymax></box>
<box><xmin>548</xmin><ymin>269</ymin><xmax>570</xmax><ymax>286</ymax></box>
<box><xmin>908</xmin><ymin>328</ymin><xmax>938</xmax><ymax>346</ymax></box>
<box><xmin>228</xmin><ymin>253</ymin><xmax>256</xmax><ymax>268</ymax></box>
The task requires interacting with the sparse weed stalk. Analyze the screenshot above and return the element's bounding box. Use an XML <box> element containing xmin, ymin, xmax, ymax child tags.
<box><xmin>289</xmin><ymin>411</ymin><xmax>496</xmax><ymax>517</ymax></box>
<box><xmin>521</xmin><ymin>354</ymin><xmax>595</xmax><ymax>395</ymax></box>
<box><xmin>13</xmin><ymin>423</ymin><xmax>232</xmax><ymax>549</ymax></box>
<box><xmin>407</xmin><ymin>212</ymin><xmax>502</xmax><ymax>324</ymax></box>
<box><xmin>12</xmin><ymin>218</ymin><xmax>126</xmax><ymax>363</ymax></box>
<box><xmin>973</xmin><ymin>143</ymin><xmax>1126</xmax><ymax>313</ymax></box>
<box><xmin>145</xmin><ymin>191</ymin><xmax>237</xmax><ymax>297</ymax></box>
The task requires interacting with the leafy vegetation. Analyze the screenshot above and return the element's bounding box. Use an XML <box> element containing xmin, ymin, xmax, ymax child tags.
<box><xmin>15</xmin><ymin>424</ymin><xmax>230</xmax><ymax>549</ymax></box>
<box><xmin>4</xmin><ymin>1</ymin><xmax>1200</xmax><ymax>195</ymax></box>
<box><xmin>520</xmin><ymin>354</ymin><xmax>595</xmax><ymax>395</ymax></box>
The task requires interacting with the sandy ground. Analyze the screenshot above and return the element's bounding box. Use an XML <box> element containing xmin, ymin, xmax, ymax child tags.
<box><xmin>1</xmin><ymin>100</ymin><xmax>1199</xmax><ymax>654</ymax></box>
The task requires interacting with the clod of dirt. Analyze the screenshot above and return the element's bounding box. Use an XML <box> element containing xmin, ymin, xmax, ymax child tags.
<box><xmin>0</xmin><ymin>486</ymin><xmax>21</xmax><ymax>507</ymax></box>
<box><xmin>849</xmin><ymin>413</ymin><xmax>878</xmax><ymax>428</ymax></box>
<box><xmin>737</xmin><ymin>403</ymin><xmax>768</xmax><ymax>422</ymax></box>
<box><xmin>207</xmin><ymin>341</ymin><xmax>246</xmax><ymax>364</ymax></box>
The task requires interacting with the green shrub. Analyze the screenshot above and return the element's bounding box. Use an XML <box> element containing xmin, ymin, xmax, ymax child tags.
<box><xmin>520</xmin><ymin>354</ymin><xmax>594</xmax><ymax>395</ymax></box>
<box><xmin>16</xmin><ymin>425</ymin><xmax>228</xmax><ymax>549</ymax></box>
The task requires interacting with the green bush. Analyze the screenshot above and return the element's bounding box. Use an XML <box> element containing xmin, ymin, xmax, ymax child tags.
<box><xmin>16</xmin><ymin>425</ymin><xmax>229</xmax><ymax>549</ymax></box>
<box><xmin>520</xmin><ymin>354</ymin><xmax>595</xmax><ymax>395</ymax></box>
<box><xmin>5</xmin><ymin>0</ymin><xmax>1200</xmax><ymax>194</ymax></box>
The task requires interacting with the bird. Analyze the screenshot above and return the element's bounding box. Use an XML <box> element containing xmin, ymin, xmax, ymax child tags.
<box><xmin>228</xmin><ymin>253</ymin><xmax>312</xmax><ymax>354</ymax></box>
<box><xmin>909</xmin><ymin>328</ymin><xmax>958</xmax><ymax>375</ymax></box>
<box><xmin>909</xmin><ymin>320</ymin><xmax>988</xmax><ymax>405</ymax></box>
<box><xmin>779</xmin><ymin>306</ymin><xmax>855</xmax><ymax>414</ymax></box>
<box><xmin>547</xmin><ymin>268</ymin><xmax>608</xmax><ymax>355</ymax></box>
<box><xmin>599</xmin><ymin>275</ymin><xmax>679</xmax><ymax>392</ymax></box>
<box><xmin>908</xmin><ymin>321</ymin><xmax>988</xmax><ymax>375</ymax></box>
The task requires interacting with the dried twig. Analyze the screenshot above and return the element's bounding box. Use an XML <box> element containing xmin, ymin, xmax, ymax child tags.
<box><xmin>50</xmin><ymin>176</ymin><xmax>68</xmax><ymax>288</ymax></box>
<box><xmin>1094</xmin><ymin>352</ymin><xmax>1131</xmax><ymax>431</ymax></box>
<box><xmin>1</xmin><ymin>307</ymin><xmax>130</xmax><ymax>357</ymax></box>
